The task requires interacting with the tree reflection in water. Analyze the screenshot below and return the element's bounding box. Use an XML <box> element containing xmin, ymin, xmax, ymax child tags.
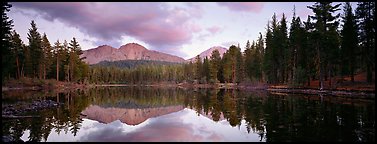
<box><xmin>2</xmin><ymin>87</ymin><xmax>375</xmax><ymax>142</ymax></box>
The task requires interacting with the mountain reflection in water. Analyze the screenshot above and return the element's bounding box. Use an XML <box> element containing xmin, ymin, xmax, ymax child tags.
<box><xmin>2</xmin><ymin>87</ymin><xmax>375</xmax><ymax>142</ymax></box>
<box><xmin>80</xmin><ymin>105</ymin><xmax>184</xmax><ymax>125</ymax></box>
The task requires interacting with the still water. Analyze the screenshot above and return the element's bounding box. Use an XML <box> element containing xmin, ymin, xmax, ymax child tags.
<box><xmin>2</xmin><ymin>87</ymin><xmax>375</xmax><ymax>142</ymax></box>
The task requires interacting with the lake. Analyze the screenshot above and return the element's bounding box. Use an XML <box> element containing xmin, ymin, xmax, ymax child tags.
<box><xmin>2</xmin><ymin>87</ymin><xmax>375</xmax><ymax>142</ymax></box>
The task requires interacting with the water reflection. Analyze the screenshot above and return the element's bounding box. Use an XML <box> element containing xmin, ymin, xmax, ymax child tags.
<box><xmin>2</xmin><ymin>87</ymin><xmax>375</xmax><ymax>142</ymax></box>
<box><xmin>81</xmin><ymin>105</ymin><xmax>184</xmax><ymax>125</ymax></box>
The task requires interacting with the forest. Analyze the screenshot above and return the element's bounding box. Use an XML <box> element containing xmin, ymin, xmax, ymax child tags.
<box><xmin>1</xmin><ymin>2</ymin><xmax>375</xmax><ymax>90</ymax></box>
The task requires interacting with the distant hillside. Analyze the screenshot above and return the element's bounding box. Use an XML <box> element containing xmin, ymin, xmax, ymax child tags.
<box><xmin>81</xmin><ymin>43</ymin><xmax>186</xmax><ymax>64</ymax></box>
<box><xmin>91</xmin><ymin>59</ymin><xmax>181</xmax><ymax>69</ymax></box>
<box><xmin>187</xmin><ymin>46</ymin><xmax>227</xmax><ymax>62</ymax></box>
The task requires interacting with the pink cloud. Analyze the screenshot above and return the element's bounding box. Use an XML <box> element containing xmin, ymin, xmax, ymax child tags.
<box><xmin>12</xmin><ymin>2</ymin><xmax>201</xmax><ymax>56</ymax></box>
<box><xmin>206</xmin><ymin>26</ymin><xmax>223</xmax><ymax>34</ymax></box>
<box><xmin>217</xmin><ymin>2</ymin><xmax>264</xmax><ymax>13</ymax></box>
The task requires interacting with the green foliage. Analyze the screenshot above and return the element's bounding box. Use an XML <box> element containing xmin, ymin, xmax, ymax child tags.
<box><xmin>356</xmin><ymin>2</ymin><xmax>375</xmax><ymax>83</ymax></box>
<box><xmin>27</xmin><ymin>20</ymin><xmax>43</xmax><ymax>78</ymax></box>
<box><xmin>41</xmin><ymin>33</ymin><xmax>53</xmax><ymax>79</ymax></box>
<box><xmin>1</xmin><ymin>2</ymin><xmax>13</xmax><ymax>81</ymax></box>
<box><xmin>307</xmin><ymin>2</ymin><xmax>342</xmax><ymax>89</ymax></box>
<box><xmin>88</xmin><ymin>64</ymin><xmax>186</xmax><ymax>84</ymax></box>
<box><xmin>209</xmin><ymin>50</ymin><xmax>221</xmax><ymax>83</ymax></box>
<box><xmin>340</xmin><ymin>2</ymin><xmax>358</xmax><ymax>82</ymax></box>
<box><xmin>194</xmin><ymin>55</ymin><xmax>202</xmax><ymax>80</ymax></box>
<box><xmin>288</xmin><ymin>6</ymin><xmax>310</xmax><ymax>86</ymax></box>
<box><xmin>2</xmin><ymin>19</ymin><xmax>89</xmax><ymax>83</ymax></box>
<box><xmin>203</xmin><ymin>57</ymin><xmax>210</xmax><ymax>82</ymax></box>
<box><xmin>94</xmin><ymin>59</ymin><xmax>180</xmax><ymax>69</ymax></box>
<box><xmin>10</xmin><ymin>30</ymin><xmax>24</xmax><ymax>79</ymax></box>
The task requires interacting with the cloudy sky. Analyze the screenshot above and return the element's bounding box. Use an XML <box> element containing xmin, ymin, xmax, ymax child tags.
<box><xmin>8</xmin><ymin>2</ymin><xmax>357</xmax><ymax>59</ymax></box>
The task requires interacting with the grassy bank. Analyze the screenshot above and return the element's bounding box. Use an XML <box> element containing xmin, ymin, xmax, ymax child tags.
<box><xmin>2</xmin><ymin>77</ymin><xmax>92</xmax><ymax>92</ymax></box>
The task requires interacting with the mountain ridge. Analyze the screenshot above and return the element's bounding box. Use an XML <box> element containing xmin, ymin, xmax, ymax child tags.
<box><xmin>81</xmin><ymin>43</ymin><xmax>229</xmax><ymax>64</ymax></box>
<box><xmin>81</xmin><ymin>43</ymin><xmax>186</xmax><ymax>64</ymax></box>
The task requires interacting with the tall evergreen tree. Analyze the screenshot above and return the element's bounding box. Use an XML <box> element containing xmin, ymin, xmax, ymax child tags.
<box><xmin>68</xmin><ymin>37</ymin><xmax>82</xmax><ymax>82</ymax></box>
<box><xmin>304</xmin><ymin>15</ymin><xmax>317</xmax><ymax>86</ymax></box>
<box><xmin>194</xmin><ymin>55</ymin><xmax>202</xmax><ymax>81</ymax></box>
<box><xmin>27</xmin><ymin>20</ymin><xmax>43</xmax><ymax>78</ymax></box>
<box><xmin>263</xmin><ymin>20</ymin><xmax>274</xmax><ymax>84</ymax></box>
<box><xmin>235</xmin><ymin>44</ymin><xmax>244</xmax><ymax>83</ymax></box>
<box><xmin>209</xmin><ymin>49</ymin><xmax>221</xmax><ymax>83</ymax></box>
<box><xmin>41</xmin><ymin>33</ymin><xmax>53</xmax><ymax>79</ymax></box>
<box><xmin>270</xmin><ymin>13</ymin><xmax>280</xmax><ymax>84</ymax></box>
<box><xmin>53</xmin><ymin>40</ymin><xmax>63</xmax><ymax>81</ymax></box>
<box><xmin>62</xmin><ymin>40</ymin><xmax>70</xmax><ymax>81</ymax></box>
<box><xmin>356</xmin><ymin>2</ymin><xmax>375</xmax><ymax>83</ymax></box>
<box><xmin>255</xmin><ymin>33</ymin><xmax>264</xmax><ymax>82</ymax></box>
<box><xmin>202</xmin><ymin>57</ymin><xmax>210</xmax><ymax>83</ymax></box>
<box><xmin>307</xmin><ymin>2</ymin><xmax>341</xmax><ymax>90</ymax></box>
<box><xmin>244</xmin><ymin>40</ymin><xmax>253</xmax><ymax>81</ymax></box>
<box><xmin>289</xmin><ymin>6</ymin><xmax>308</xmax><ymax>85</ymax></box>
<box><xmin>278</xmin><ymin>13</ymin><xmax>289</xmax><ymax>83</ymax></box>
<box><xmin>10</xmin><ymin>30</ymin><xmax>24</xmax><ymax>79</ymax></box>
<box><xmin>340</xmin><ymin>2</ymin><xmax>358</xmax><ymax>82</ymax></box>
<box><xmin>223</xmin><ymin>45</ymin><xmax>242</xmax><ymax>83</ymax></box>
<box><xmin>1</xmin><ymin>2</ymin><xmax>13</xmax><ymax>80</ymax></box>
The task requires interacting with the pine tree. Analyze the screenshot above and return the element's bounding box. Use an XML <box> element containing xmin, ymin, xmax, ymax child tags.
<box><xmin>278</xmin><ymin>13</ymin><xmax>289</xmax><ymax>83</ymax></box>
<box><xmin>289</xmin><ymin>6</ymin><xmax>308</xmax><ymax>85</ymax></box>
<box><xmin>270</xmin><ymin>13</ymin><xmax>280</xmax><ymax>84</ymax></box>
<box><xmin>340</xmin><ymin>2</ymin><xmax>358</xmax><ymax>82</ymax></box>
<box><xmin>62</xmin><ymin>40</ymin><xmax>70</xmax><ymax>81</ymax></box>
<box><xmin>53</xmin><ymin>40</ymin><xmax>63</xmax><ymax>81</ymax></box>
<box><xmin>255</xmin><ymin>33</ymin><xmax>264</xmax><ymax>82</ymax></box>
<box><xmin>209</xmin><ymin>49</ymin><xmax>221</xmax><ymax>83</ymax></box>
<box><xmin>304</xmin><ymin>16</ymin><xmax>315</xmax><ymax>86</ymax></box>
<box><xmin>244</xmin><ymin>40</ymin><xmax>253</xmax><ymax>81</ymax></box>
<box><xmin>263</xmin><ymin>20</ymin><xmax>274</xmax><ymax>84</ymax></box>
<box><xmin>356</xmin><ymin>2</ymin><xmax>375</xmax><ymax>83</ymax></box>
<box><xmin>41</xmin><ymin>33</ymin><xmax>53</xmax><ymax>79</ymax></box>
<box><xmin>223</xmin><ymin>45</ymin><xmax>242</xmax><ymax>83</ymax></box>
<box><xmin>68</xmin><ymin>37</ymin><xmax>82</xmax><ymax>82</ymax></box>
<box><xmin>1</xmin><ymin>2</ymin><xmax>13</xmax><ymax>80</ymax></box>
<box><xmin>194</xmin><ymin>55</ymin><xmax>202</xmax><ymax>81</ymax></box>
<box><xmin>27</xmin><ymin>20</ymin><xmax>43</xmax><ymax>78</ymax></box>
<box><xmin>235</xmin><ymin>44</ymin><xmax>244</xmax><ymax>83</ymax></box>
<box><xmin>202</xmin><ymin>57</ymin><xmax>210</xmax><ymax>83</ymax></box>
<box><xmin>10</xmin><ymin>30</ymin><xmax>24</xmax><ymax>79</ymax></box>
<box><xmin>307</xmin><ymin>2</ymin><xmax>341</xmax><ymax>90</ymax></box>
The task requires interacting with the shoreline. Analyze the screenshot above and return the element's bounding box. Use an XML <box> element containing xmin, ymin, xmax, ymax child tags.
<box><xmin>93</xmin><ymin>83</ymin><xmax>375</xmax><ymax>98</ymax></box>
<box><xmin>2</xmin><ymin>81</ymin><xmax>375</xmax><ymax>99</ymax></box>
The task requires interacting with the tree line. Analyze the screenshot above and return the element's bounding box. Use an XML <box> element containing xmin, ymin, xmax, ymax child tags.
<box><xmin>184</xmin><ymin>2</ymin><xmax>375</xmax><ymax>89</ymax></box>
<box><xmin>2</xmin><ymin>3</ymin><xmax>89</xmax><ymax>83</ymax></box>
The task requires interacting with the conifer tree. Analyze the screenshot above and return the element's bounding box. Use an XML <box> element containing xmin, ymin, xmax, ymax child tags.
<box><xmin>356</xmin><ymin>2</ymin><xmax>375</xmax><ymax>83</ymax></box>
<box><xmin>27</xmin><ymin>20</ymin><xmax>43</xmax><ymax>78</ymax></box>
<box><xmin>10</xmin><ymin>30</ymin><xmax>24</xmax><ymax>79</ymax></box>
<box><xmin>1</xmin><ymin>2</ymin><xmax>13</xmax><ymax>80</ymax></box>
<box><xmin>41</xmin><ymin>33</ymin><xmax>53</xmax><ymax>79</ymax></box>
<box><xmin>209</xmin><ymin>50</ymin><xmax>221</xmax><ymax>83</ymax></box>
<box><xmin>340</xmin><ymin>2</ymin><xmax>358</xmax><ymax>82</ymax></box>
<box><xmin>307</xmin><ymin>2</ymin><xmax>341</xmax><ymax>90</ymax></box>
